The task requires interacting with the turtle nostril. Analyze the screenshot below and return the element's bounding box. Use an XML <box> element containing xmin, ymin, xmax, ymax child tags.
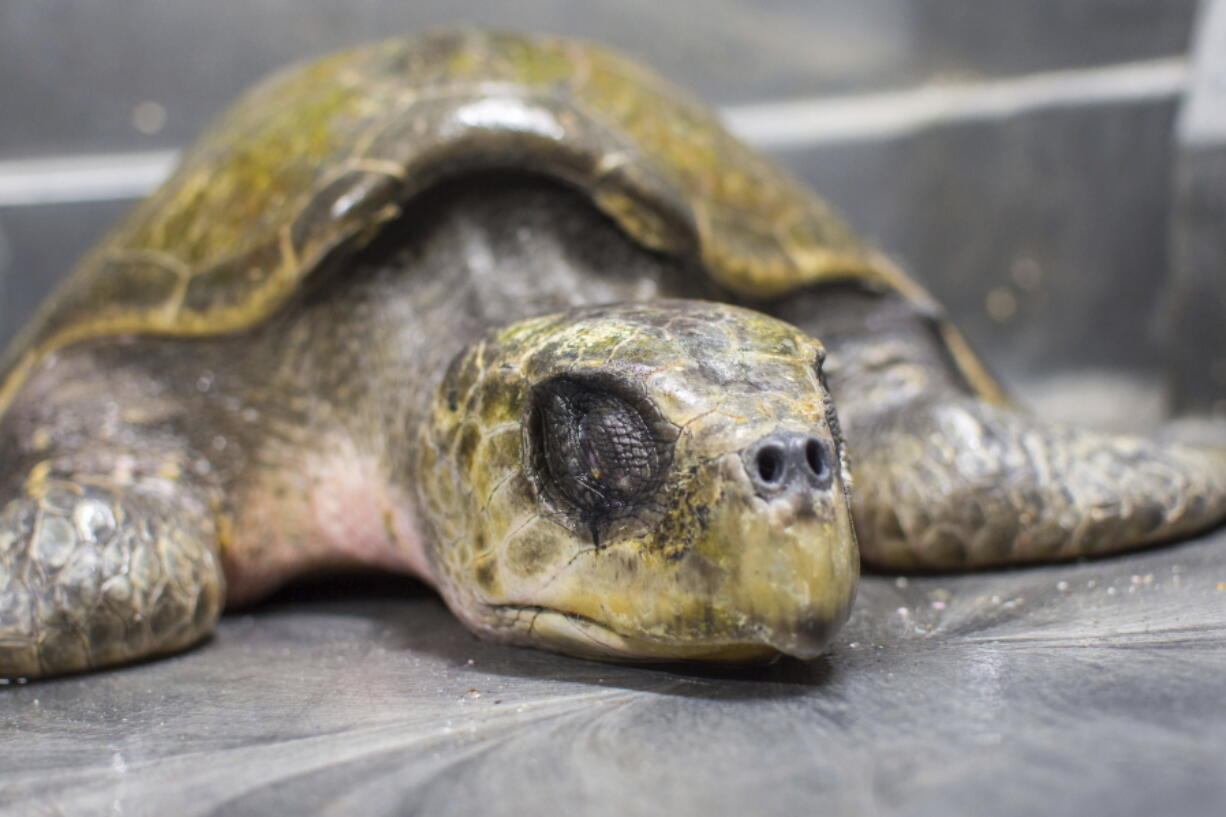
<box><xmin>804</xmin><ymin>438</ymin><xmax>829</xmax><ymax>479</ymax></box>
<box><xmin>756</xmin><ymin>445</ymin><xmax>786</xmax><ymax>484</ymax></box>
<box><xmin>745</xmin><ymin>432</ymin><xmax>835</xmax><ymax>495</ymax></box>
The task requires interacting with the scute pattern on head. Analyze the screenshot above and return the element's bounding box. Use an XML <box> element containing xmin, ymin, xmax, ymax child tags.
<box><xmin>416</xmin><ymin>301</ymin><xmax>859</xmax><ymax>661</ymax></box>
<box><xmin>0</xmin><ymin>28</ymin><xmax>912</xmax><ymax>414</ymax></box>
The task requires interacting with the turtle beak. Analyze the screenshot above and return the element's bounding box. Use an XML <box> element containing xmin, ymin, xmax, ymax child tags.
<box><xmin>700</xmin><ymin>444</ymin><xmax>858</xmax><ymax>659</ymax></box>
<box><xmin>496</xmin><ymin>443</ymin><xmax>858</xmax><ymax>663</ymax></box>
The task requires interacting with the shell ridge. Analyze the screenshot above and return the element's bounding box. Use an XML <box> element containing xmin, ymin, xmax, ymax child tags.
<box><xmin>0</xmin><ymin>29</ymin><xmax>956</xmax><ymax>413</ymax></box>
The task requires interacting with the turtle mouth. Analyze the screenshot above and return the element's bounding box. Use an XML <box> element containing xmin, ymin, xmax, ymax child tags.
<box><xmin>493</xmin><ymin>604</ymin><xmax>821</xmax><ymax>663</ymax></box>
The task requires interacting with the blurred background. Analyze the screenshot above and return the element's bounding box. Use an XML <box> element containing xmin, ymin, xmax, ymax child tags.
<box><xmin>1</xmin><ymin>0</ymin><xmax>1224</xmax><ymax>426</ymax></box>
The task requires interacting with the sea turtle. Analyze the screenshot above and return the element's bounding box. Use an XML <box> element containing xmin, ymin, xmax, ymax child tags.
<box><xmin>2</xmin><ymin>30</ymin><xmax>1225</xmax><ymax>680</ymax></box>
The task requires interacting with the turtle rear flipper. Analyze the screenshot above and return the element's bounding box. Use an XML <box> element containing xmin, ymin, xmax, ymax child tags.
<box><xmin>852</xmin><ymin>397</ymin><xmax>1226</xmax><ymax>569</ymax></box>
<box><xmin>0</xmin><ymin>460</ymin><xmax>224</xmax><ymax>679</ymax></box>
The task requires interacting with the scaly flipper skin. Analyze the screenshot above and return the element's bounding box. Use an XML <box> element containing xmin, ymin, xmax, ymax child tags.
<box><xmin>0</xmin><ymin>459</ymin><xmax>224</xmax><ymax>678</ymax></box>
<box><xmin>851</xmin><ymin>398</ymin><xmax>1226</xmax><ymax>569</ymax></box>
<box><xmin>0</xmin><ymin>343</ymin><xmax>228</xmax><ymax>678</ymax></box>
<box><xmin>772</xmin><ymin>285</ymin><xmax>1226</xmax><ymax>569</ymax></box>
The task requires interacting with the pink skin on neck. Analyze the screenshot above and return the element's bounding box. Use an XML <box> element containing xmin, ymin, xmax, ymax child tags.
<box><xmin>220</xmin><ymin>436</ymin><xmax>434</xmax><ymax>606</ymax></box>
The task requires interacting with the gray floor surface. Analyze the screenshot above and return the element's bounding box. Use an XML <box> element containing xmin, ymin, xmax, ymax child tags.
<box><xmin>2</xmin><ymin>522</ymin><xmax>1225</xmax><ymax>817</ymax></box>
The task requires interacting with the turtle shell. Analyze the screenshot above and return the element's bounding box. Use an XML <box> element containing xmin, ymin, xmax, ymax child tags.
<box><xmin>0</xmin><ymin>29</ymin><xmax>998</xmax><ymax>412</ymax></box>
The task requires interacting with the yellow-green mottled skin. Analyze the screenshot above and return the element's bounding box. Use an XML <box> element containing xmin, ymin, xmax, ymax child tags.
<box><xmin>417</xmin><ymin>302</ymin><xmax>857</xmax><ymax>659</ymax></box>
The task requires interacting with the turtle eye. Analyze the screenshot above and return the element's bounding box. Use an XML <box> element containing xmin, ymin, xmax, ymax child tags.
<box><xmin>527</xmin><ymin>376</ymin><xmax>671</xmax><ymax>534</ymax></box>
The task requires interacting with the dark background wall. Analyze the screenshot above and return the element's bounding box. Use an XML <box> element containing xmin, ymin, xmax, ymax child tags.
<box><xmin>0</xmin><ymin>0</ymin><xmax>1219</xmax><ymax>419</ymax></box>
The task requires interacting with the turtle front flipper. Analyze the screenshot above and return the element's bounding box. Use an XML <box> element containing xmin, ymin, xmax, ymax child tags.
<box><xmin>770</xmin><ymin>284</ymin><xmax>1226</xmax><ymax>569</ymax></box>
<box><xmin>848</xmin><ymin>396</ymin><xmax>1226</xmax><ymax>569</ymax></box>
<box><xmin>0</xmin><ymin>457</ymin><xmax>224</xmax><ymax>679</ymax></box>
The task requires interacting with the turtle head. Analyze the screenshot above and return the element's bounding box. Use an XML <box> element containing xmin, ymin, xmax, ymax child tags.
<box><xmin>416</xmin><ymin>300</ymin><xmax>858</xmax><ymax>662</ymax></box>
